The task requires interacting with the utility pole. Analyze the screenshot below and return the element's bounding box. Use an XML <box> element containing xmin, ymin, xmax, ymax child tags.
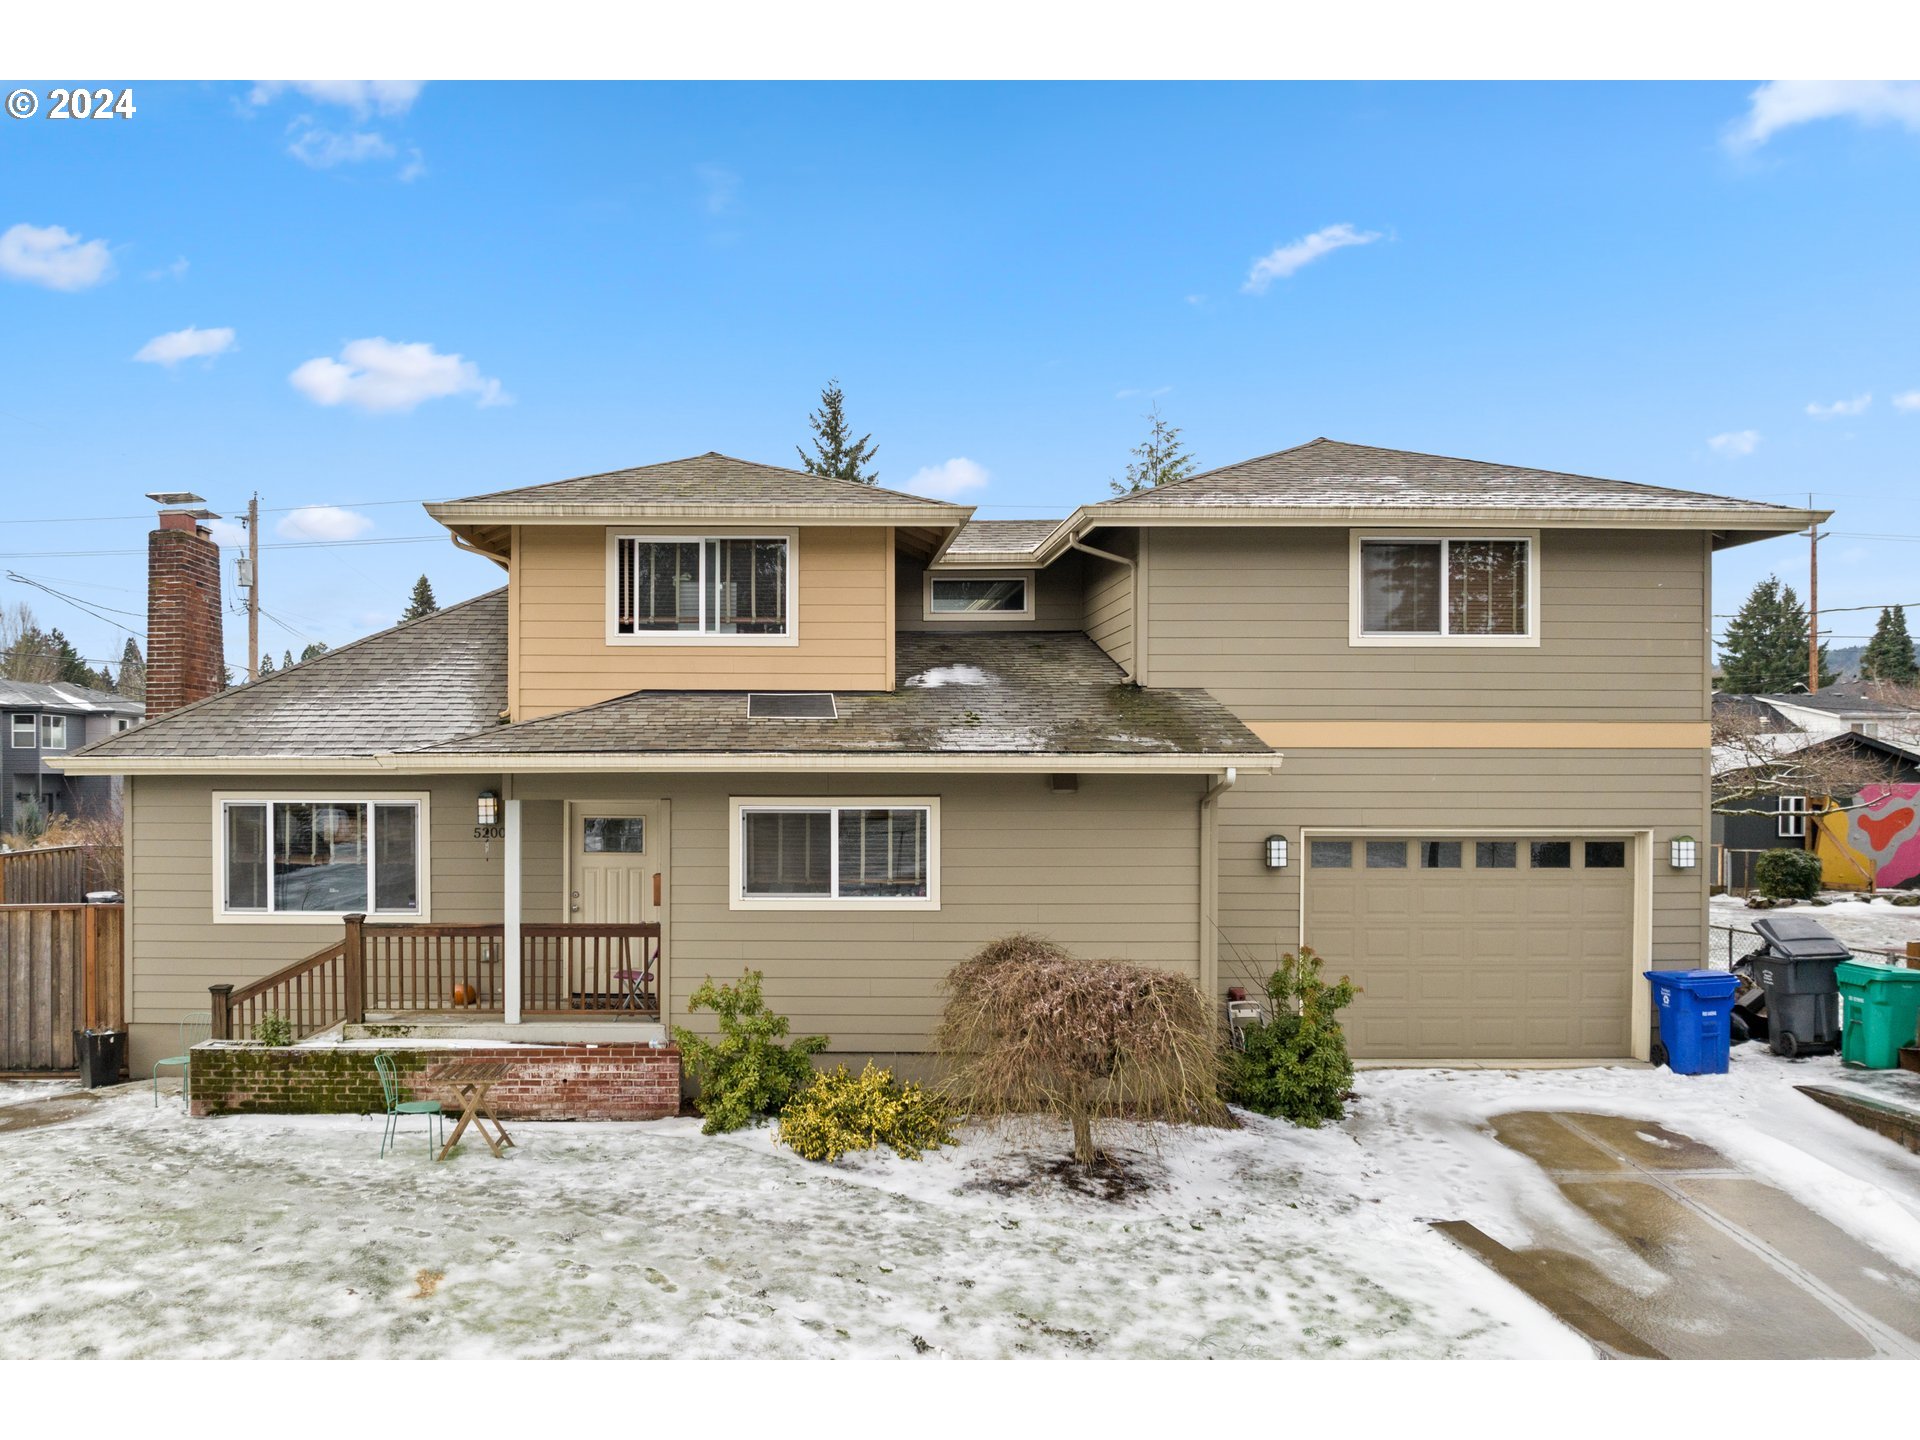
<box><xmin>245</xmin><ymin>492</ymin><xmax>261</xmax><ymax>683</ymax></box>
<box><xmin>1807</xmin><ymin>494</ymin><xmax>1821</xmax><ymax>694</ymax></box>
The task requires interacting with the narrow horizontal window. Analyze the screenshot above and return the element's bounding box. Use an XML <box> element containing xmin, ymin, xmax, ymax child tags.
<box><xmin>1584</xmin><ymin>840</ymin><xmax>1626</xmax><ymax>869</ymax></box>
<box><xmin>218</xmin><ymin>798</ymin><xmax>425</xmax><ymax>918</ymax></box>
<box><xmin>1357</xmin><ymin>536</ymin><xmax>1532</xmax><ymax>639</ymax></box>
<box><xmin>928</xmin><ymin>576</ymin><xmax>1030</xmax><ymax>616</ymax></box>
<box><xmin>1475</xmin><ymin>840</ymin><xmax>1518</xmax><ymax>870</ymax></box>
<box><xmin>615</xmin><ymin>535</ymin><xmax>788</xmax><ymax>637</ymax></box>
<box><xmin>1366</xmin><ymin>840</ymin><xmax>1408</xmax><ymax>869</ymax></box>
<box><xmin>582</xmin><ymin>817</ymin><xmax>646</xmax><ymax>854</ymax></box>
<box><xmin>1309</xmin><ymin>839</ymin><xmax>1353</xmax><ymax>869</ymax></box>
<box><xmin>736</xmin><ymin>801</ymin><xmax>936</xmax><ymax>906</ymax></box>
<box><xmin>1530</xmin><ymin>841</ymin><xmax>1572</xmax><ymax>869</ymax></box>
<box><xmin>1419</xmin><ymin>840</ymin><xmax>1462</xmax><ymax>869</ymax></box>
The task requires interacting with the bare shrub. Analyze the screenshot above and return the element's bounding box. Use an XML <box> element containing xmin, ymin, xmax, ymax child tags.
<box><xmin>934</xmin><ymin>933</ymin><xmax>1227</xmax><ymax>1166</ymax></box>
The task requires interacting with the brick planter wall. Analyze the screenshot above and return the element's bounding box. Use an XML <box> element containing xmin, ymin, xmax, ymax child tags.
<box><xmin>187</xmin><ymin>1042</ymin><xmax>682</xmax><ymax>1121</ymax></box>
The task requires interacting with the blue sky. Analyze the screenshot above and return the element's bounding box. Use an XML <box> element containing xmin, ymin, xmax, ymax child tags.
<box><xmin>2</xmin><ymin>80</ymin><xmax>1917</xmax><ymax>676</ymax></box>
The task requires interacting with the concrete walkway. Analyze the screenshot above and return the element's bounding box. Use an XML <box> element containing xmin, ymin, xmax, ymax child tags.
<box><xmin>1436</xmin><ymin>1110</ymin><xmax>1920</xmax><ymax>1359</ymax></box>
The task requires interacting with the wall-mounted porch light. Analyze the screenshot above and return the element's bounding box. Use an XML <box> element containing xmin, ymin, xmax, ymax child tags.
<box><xmin>1670</xmin><ymin>836</ymin><xmax>1698</xmax><ymax>869</ymax></box>
<box><xmin>475</xmin><ymin>790</ymin><xmax>504</xmax><ymax>843</ymax></box>
<box><xmin>1264</xmin><ymin>835</ymin><xmax>1289</xmax><ymax>869</ymax></box>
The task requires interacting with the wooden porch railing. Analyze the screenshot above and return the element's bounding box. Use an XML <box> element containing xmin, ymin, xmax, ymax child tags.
<box><xmin>210</xmin><ymin>915</ymin><xmax>662</xmax><ymax>1040</ymax></box>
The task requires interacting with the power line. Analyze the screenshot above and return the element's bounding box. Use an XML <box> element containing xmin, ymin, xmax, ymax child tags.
<box><xmin>0</xmin><ymin>535</ymin><xmax>449</xmax><ymax>560</ymax></box>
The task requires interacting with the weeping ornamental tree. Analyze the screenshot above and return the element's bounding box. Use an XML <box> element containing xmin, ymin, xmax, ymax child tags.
<box><xmin>935</xmin><ymin>934</ymin><xmax>1227</xmax><ymax>1167</ymax></box>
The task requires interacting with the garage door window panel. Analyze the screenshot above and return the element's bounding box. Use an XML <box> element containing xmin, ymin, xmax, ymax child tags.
<box><xmin>1310</xmin><ymin>840</ymin><xmax>1353</xmax><ymax>868</ymax></box>
<box><xmin>1419</xmin><ymin>841</ymin><xmax>1462</xmax><ymax>869</ymax></box>
<box><xmin>1476</xmin><ymin>840</ymin><xmax>1518</xmax><ymax>869</ymax></box>
<box><xmin>1584</xmin><ymin>840</ymin><xmax>1627</xmax><ymax>869</ymax></box>
<box><xmin>1365</xmin><ymin>840</ymin><xmax>1408</xmax><ymax>869</ymax></box>
<box><xmin>1530</xmin><ymin>841</ymin><xmax>1572</xmax><ymax>869</ymax></box>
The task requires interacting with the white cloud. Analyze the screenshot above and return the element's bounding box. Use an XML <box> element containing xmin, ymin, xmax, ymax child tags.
<box><xmin>205</xmin><ymin>518</ymin><xmax>249</xmax><ymax>548</ymax></box>
<box><xmin>277</xmin><ymin>505</ymin><xmax>374</xmax><ymax>542</ymax></box>
<box><xmin>1806</xmin><ymin>392</ymin><xmax>1871</xmax><ymax>419</ymax></box>
<box><xmin>1726</xmin><ymin>81</ymin><xmax>1920</xmax><ymax>151</ymax></box>
<box><xmin>1890</xmin><ymin>390</ymin><xmax>1920</xmax><ymax>412</ymax></box>
<box><xmin>903</xmin><ymin>457</ymin><xmax>990</xmax><ymax>499</ymax></box>
<box><xmin>0</xmin><ymin>222</ymin><xmax>114</xmax><ymax>290</ymax></box>
<box><xmin>397</xmin><ymin>149</ymin><xmax>427</xmax><ymax>184</ymax></box>
<box><xmin>289</xmin><ymin>337</ymin><xmax>509</xmax><ymax>414</ymax></box>
<box><xmin>288</xmin><ymin>125</ymin><xmax>396</xmax><ymax>169</ymax></box>
<box><xmin>695</xmin><ymin>164</ymin><xmax>741</xmax><ymax>215</ymax></box>
<box><xmin>1243</xmin><ymin>223</ymin><xmax>1381</xmax><ymax>294</ymax></box>
<box><xmin>1115</xmin><ymin>385</ymin><xmax>1172</xmax><ymax>400</ymax></box>
<box><xmin>1709</xmin><ymin>430</ymin><xmax>1761</xmax><ymax>457</ymax></box>
<box><xmin>249</xmin><ymin>81</ymin><xmax>424</xmax><ymax>118</ymax></box>
<box><xmin>146</xmin><ymin>257</ymin><xmax>189</xmax><ymax>282</ymax></box>
<box><xmin>134</xmin><ymin>325</ymin><xmax>236</xmax><ymax>367</ymax></box>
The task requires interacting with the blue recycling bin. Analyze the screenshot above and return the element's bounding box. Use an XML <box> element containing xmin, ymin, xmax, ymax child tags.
<box><xmin>1645</xmin><ymin>970</ymin><xmax>1741</xmax><ymax>1074</ymax></box>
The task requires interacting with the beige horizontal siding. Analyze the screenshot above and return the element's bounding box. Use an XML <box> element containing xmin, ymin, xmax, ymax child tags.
<box><xmin>1082</xmin><ymin>536</ymin><xmax>1135</xmax><ymax>674</ymax></box>
<box><xmin>1144</xmin><ymin>527</ymin><xmax>1708</xmax><ymax>723</ymax></box>
<box><xmin>511</xmin><ymin>525</ymin><xmax>892</xmax><ymax>719</ymax></box>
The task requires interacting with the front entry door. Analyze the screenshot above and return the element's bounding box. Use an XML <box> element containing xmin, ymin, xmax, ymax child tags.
<box><xmin>571</xmin><ymin>802</ymin><xmax>661</xmax><ymax>924</ymax></box>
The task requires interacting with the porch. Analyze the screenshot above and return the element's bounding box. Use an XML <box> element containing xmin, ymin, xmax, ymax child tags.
<box><xmin>209</xmin><ymin>914</ymin><xmax>663</xmax><ymax>1043</ymax></box>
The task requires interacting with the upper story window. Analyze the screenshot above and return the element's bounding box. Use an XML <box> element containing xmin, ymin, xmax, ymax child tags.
<box><xmin>610</xmin><ymin>534</ymin><xmax>793</xmax><ymax>644</ymax></box>
<box><xmin>924</xmin><ymin>572</ymin><xmax>1034</xmax><ymax>622</ymax></box>
<box><xmin>10</xmin><ymin>714</ymin><xmax>34</xmax><ymax>749</ymax></box>
<box><xmin>1351</xmin><ymin>532</ymin><xmax>1537</xmax><ymax>646</ymax></box>
<box><xmin>39</xmin><ymin>715</ymin><xmax>67</xmax><ymax>750</ymax></box>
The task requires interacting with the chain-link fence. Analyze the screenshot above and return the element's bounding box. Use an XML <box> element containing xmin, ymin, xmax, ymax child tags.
<box><xmin>1709</xmin><ymin>922</ymin><xmax>1910</xmax><ymax>971</ymax></box>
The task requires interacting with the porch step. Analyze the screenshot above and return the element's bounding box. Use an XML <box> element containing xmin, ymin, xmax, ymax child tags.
<box><xmin>338</xmin><ymin>1016</ymin><xmax>669</xmax><ymax>1047</ymax></box>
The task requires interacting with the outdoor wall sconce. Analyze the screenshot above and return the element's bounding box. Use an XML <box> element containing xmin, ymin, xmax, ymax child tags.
<box><xmin>1670</xmin><ymin>836</ymin><xmax>1698</xmax><ymax>869</ymax></box>
<box><xmin>474</xmin><ymin>790</ymin><xmax>504</xmax><ymax>843</ymax></box>
<box><xmin>1264</xmin><ymin>835</ymin><xmax>1289</xmax><ymax>869</ymax></box>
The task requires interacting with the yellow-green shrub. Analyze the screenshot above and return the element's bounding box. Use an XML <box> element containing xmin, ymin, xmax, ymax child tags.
<box><xmin>778</xmin><ymin>1062</ymin><xmax>956</xmax><ymax>1163</ymax></box>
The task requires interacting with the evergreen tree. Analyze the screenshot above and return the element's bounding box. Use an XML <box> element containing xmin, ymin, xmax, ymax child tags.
<box><xmin>115</xmin><ymin>638</ymin><xmax>146</xmax><ymax>701</ymax></box>
<box><xmin>400</xmin><ymin>575</ymin><xmax>439</xmax><ymax>622</ymax></box>
<box><xmin>1109</xmin><ymin>405</ymin><xmax>1199</xmax><ymax>496</ymax></box>
<box><xmin>300</xmin><ymin>641</ymin><xmax>330</xmax><ymax>663</ymax></box>
<box><xmin>796</xmin><ymin>378</ymin><xmax>879</xmax><ymax>484</ymax></box>
<box><xmin>1719</xmin><ymin>575</ymin><xmax>1836</xmax><ymax>693</ymax></box>
<box><xmin>257</xmin><ymin>654</ymin><xmax>276</xmax><ymax>677</ymax></box>
<box><xmin>45</xmin><ymin>629</ymin><xmax>94</xmax><ymax>687</ymax></box>
<box><xmin>93</xmin><ymin>664</ymin><xmax>114</xmax><ymax>690</ymax></box>
<box><xmin>1860</xmin><ymin>605</ymin><xmax>1919</xmax><ymax>685</ymax></box>
<box><xmin>282</xmin><ymin>649</ymin><xmax>295</xmax><ymax>671</ymax></box>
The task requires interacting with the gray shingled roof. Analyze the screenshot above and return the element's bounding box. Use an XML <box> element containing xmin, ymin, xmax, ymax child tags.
<box><xmin>946</xmin><ymin>519</ymin><xmax>1060</xmax><ymax>557</ymax></box>
<box><xmin>1758</xmin><ymin>688</ymin><xmax>1920</xmax><ymax>719</ymax></box>
<box><xmin>445</xmin><ymin>452</ymin><xmax>962</xmax><ymax>511</ymax></box>
<box><xmin>423</xmin><ymin>631</ymin><xmax>1267</xmax><ymax>758</ymax></box>
<box><xmin>0</xmin><ymin>679</ymin><xmax>142</xmax><ymax>715</ymax></box>
<box><xmin>69</xmin><ymin>590</ymin><xmax>508</xmax><ymax>760</ymax></box>
<box><xmin>1098</xmin><ymin>438</ymin><xmax>1810</xmax><ymax>514</ymax></box>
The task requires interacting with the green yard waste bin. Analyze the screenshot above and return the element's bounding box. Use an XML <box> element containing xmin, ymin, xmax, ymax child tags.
<box><xmin>1835</xmin><ymin>961</ymin><xmax>1920</xmax><ymax>1070</ymax></box>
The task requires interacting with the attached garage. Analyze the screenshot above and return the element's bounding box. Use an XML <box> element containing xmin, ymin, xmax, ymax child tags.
<box><xmin>1301</xmin><ymin>834</ymin><xmax>1636</xmax><ymax>1060</ymax></box>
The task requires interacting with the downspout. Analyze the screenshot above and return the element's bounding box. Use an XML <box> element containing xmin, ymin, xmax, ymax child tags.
<box><xmin>1199</xmin><ymin>766</ymin><xmax>1236</xmax><ymax>1023</ymax></box>
<box><xmin>1068</xmin><ymin>536</ymin><xmax>1138</xmax><ymax>682</ymax></box>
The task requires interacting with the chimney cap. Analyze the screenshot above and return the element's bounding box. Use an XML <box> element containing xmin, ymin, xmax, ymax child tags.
<box><xmin>145</xmin><ymin>490</ymin><xmax>206</xmax><ymax>507</ymax></box>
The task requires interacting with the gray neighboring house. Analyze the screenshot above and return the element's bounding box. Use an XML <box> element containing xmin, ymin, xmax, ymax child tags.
<box><xmin>1</xmin><ymin>680</ymin><xmax>143</xmax><ymax>831</ymax></box>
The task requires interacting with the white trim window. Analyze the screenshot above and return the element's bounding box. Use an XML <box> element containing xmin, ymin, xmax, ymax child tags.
<box><xmin>10</xmin><ymin>714</ymin><xmax>35</xmax><ymax>749</ymax></box>
<box><xmin>215</xmin><ymin>795</ymin><xmax>429</xmax><ymax>920</ymax></box>
<box><xmin>924</xmin><ymin>571</ymin><xmax>1034</xmax><ymax>622</ymax></box>
<box><xmin>729</xmin><ymin>797</ymin><xmax>940</xmax><ymax>910</ymax></box>
<box><xmin>1350</xmin><ymin>532</ymin><xmax>1539</xmax><ymax>646</ymax></box>
<box><xmin>609</xmin><ymin>532</ymin><xmax>796</xmax><ymax>644</ymax></box>
<box><xmin>39</xmin><ymin>715</ymin><xmax>67</xmax><ymax>751</ymax></box>
<box><xmin>1778</xmin><ymin>794</ymin><xmax>1808</xmax><ymax>839</ymax></box>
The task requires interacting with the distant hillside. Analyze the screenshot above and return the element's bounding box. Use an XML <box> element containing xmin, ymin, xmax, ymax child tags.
<box><xmin>1828</xmin><ymin>645</ymin><xmax>1863</xmax><ymax>679</ymax></box>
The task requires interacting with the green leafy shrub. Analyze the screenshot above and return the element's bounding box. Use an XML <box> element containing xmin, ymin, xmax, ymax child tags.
<box><xmin>1225</xmin><ymin>946</ymin><xmax>1357</xmax><ymax>1128</ymax></box>
<box><xmin>672</xmin><ymin>970</ymin><xmax>828</xmax><ymax>1134</ymax></box>
<box><xmin>1754</xmin><ymin>847</ymin><xmax>1822</xmax><ymax>901</ymax></box>
<box><xmin>778</xmin><ymin>1062</ymin><xmax>955</xmax><ymax>1163</ymax></box>
<box><xmin>254</xmin><ymin>1013</ymin><xmax>294</xmax><ymax>1047</ymax></box>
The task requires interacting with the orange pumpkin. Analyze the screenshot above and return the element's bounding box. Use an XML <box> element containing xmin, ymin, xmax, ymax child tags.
<box><xmin>452</xmin><ymin>982</ymin><xmax>477</xmax><ymax>1007</ymax></box>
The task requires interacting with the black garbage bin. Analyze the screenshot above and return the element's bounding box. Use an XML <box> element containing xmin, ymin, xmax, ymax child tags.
<box><xmin>1744</xmin><ymin>916</ymin><xmax>1850</xmax><ymax>1058</ymax></box>
<box><xmin>74</xmin><ymin>1028</ymin><xmax>127</xmax><ymax>1088</ymax></box>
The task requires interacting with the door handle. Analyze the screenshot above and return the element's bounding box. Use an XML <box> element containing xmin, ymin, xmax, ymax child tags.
<box><xmin>569</xmin><ymin>901</ymin><xmax>580</xmax><ymax>913</ymax></box>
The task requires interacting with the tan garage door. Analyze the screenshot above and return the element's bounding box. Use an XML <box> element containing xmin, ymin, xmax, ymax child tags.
<box><xmin>1303</xmin><ymin>836</ymin><xmax>1634</xmax><ymax>1060</ymax></box>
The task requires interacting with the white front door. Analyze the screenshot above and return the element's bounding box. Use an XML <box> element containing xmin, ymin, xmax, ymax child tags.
<box><xmin>571</xmin><ymin>802</ymin><xmax>661</xmax><ymax>924</ymax></box>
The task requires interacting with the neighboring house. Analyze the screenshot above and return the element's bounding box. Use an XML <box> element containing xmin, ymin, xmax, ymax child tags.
<box><xmin>65</xmin><ymin>440</ymin><xmax>1819</xmax><ymax>1071</ymax></box>
<box><xmin>1710</xmin><ymin>690</ymin><xmax>1920</xmax><ymax>890</ymax></box>
<box><xmin>0</xmin><ymin>679</ymin><xmax>142</xmax><ymax>832</ymax></box>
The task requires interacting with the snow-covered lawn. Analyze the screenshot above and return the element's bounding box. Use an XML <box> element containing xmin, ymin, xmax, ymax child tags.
<box><xmin>2</xmin><ymin>1054</ymin><xmax>1917</xmax><ymax>1359</ymax></box>
<box><xmin>1712</xmin><ymin>893</ymin><xmax>1920</xmax><ymax>959</ymax></box>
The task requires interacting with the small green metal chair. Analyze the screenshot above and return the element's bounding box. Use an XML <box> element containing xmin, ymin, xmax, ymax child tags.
<box><xmin>152</xmin><ymin>1012</ymin><xmax>212</xmax><ymax>1109</ymax></box>
<box><xmin>374</xmin><ymin>1052</ymin><xmax>444</xmax><ymax>1159</ymax></box>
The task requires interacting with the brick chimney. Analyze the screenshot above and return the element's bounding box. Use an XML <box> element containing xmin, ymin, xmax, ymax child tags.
<box><xmin>145</xmin><ymin>495</ymin><xmax>225</xmax><ymax>717</ymax></box>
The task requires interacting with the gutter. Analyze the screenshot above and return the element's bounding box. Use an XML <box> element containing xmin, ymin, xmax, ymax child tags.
<box><xmin>450</xmin><ymin>532</ymin><xmax>509</xmax><ymax>567</ymax></box>
<box><xmin>57</xmin><ymin>751</ymin><xmax>1282</xmax><ymax>777</ymax></box>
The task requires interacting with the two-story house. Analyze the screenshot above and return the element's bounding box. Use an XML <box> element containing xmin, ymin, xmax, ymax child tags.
<box><xmin>65</xmin><ymin>442</ymin><xmax>1819</xmax><ymax>1075</ymax></box>
<box><xmin>1</xmin><ymin>678</ymin><xmax>142</xmax><ymax>833</ymax></box>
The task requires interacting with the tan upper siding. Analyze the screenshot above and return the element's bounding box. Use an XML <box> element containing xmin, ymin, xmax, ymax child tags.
<box><xmin>512</xmin><ymin>524</ymin><xmax>892</xmax><ymax>719</ymax></box>
<box><xmin>1079</xmin><ymin>533</ymin><xmax>1135</xmax><ymax>675</ymax></box>
<box><xmin>1143</xmin><ymin>527</ymin><xmax>1708</xmax><ymax>723</ymax></box>
<box><xmin>894</xmin><ymin>549</ymin><xmax>1084</xmax><ymax>632</ymax></box>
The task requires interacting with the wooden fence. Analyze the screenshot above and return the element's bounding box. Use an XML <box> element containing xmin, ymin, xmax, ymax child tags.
<box><xmin>211</xmin><ymin>914</ymin><xmax>662</xmax><ymax>1042</ymax></box>
<box><xmin>0</xmin><ymin>844</ymin><xmax>115</xmax><ymax>906</ymax></box>
<box><xmin>0</xmin><ymin>903</ymin><xmax>125</xmax><ymax>1071</ymax></box>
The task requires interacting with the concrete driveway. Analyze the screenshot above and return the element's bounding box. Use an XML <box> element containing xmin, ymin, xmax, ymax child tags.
<box><xmin>1438</xmin><ymin>1110</ymin><xmax>1920</xmax><ymax>1358</ymax></box>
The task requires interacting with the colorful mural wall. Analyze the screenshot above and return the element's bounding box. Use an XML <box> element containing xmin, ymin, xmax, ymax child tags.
<box><xmin>1815</xmin><ymin>784</ymin><xmax>1920</xmax><ymax>890</ymax></box>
